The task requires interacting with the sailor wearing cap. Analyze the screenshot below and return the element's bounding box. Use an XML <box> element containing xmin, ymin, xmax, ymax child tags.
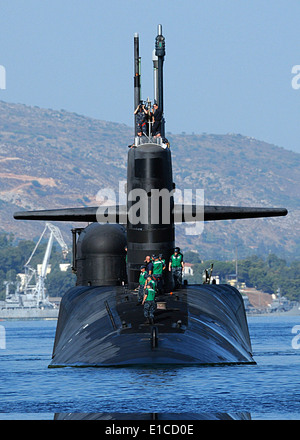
<box><xmin>152</xmin><ymin>255</ymin><xmax>164</xmax><ymax>294</ymax></box>
<box><xmin>145</xmin><ymin>274</ymin><xmax>156</xmax><ymax>291</ymax></box>
<box><xmin>138</xmin><ymin>265</ymin><xmax>148</xmax><ymax>303</ymax></box>
<box><xmin>169</xmin><ymin>247</ymin><xmax>184</xmax><ymax>289</ymax></box>
<box><xmin>142</xmin><ymin>284</ymin><xmax>157</xmax><ymax>325</ymax></box>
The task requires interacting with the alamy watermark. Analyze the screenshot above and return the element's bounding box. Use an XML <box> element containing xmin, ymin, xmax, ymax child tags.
<box><xmin>0</xmin><ymin>65</ymin><xmax>6</xmax><ymax>90</ymax></box>
<box><xmin>95</xmin><ymin>181</ymin><xmax>204</xmax><ymax>236</ymax></box>
<box><xmin>291</xmin><ymin>325</ymin><xmax>300</xmax><ymax>349</ymax></box>
<box><xmin>291</xmin><ymin>65</ymin><xmax>300</xmax><ymax>90</ymax></box>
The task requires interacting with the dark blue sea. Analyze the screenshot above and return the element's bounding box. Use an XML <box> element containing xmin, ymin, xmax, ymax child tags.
<box><xmin>0</xmin><ymin>315</ymin><xmax>300</xmax><ymax>420</ymax></box>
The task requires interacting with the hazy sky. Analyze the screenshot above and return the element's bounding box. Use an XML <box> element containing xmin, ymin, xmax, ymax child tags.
<box><xmin>1</xmin><ymin>0</ymin><xmax>300</xmax><ymax>153</ymax></box>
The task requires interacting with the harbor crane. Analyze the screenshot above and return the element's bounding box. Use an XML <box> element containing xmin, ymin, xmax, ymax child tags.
<box><xmin>19</xmin><ymin>222</ymin><xmax>69</xmax><ymax>307</ymax></box>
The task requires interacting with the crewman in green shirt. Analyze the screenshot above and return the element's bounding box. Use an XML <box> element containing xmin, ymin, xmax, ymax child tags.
<box><xmin>159</xmin><ymin>254</ymin><xmax>166</xmax><ymax>269</ymax></box>
<box><xmin>169</xmin><ymin>247</ymin><xmax>184</xmax><ymax>290</ymax></box>
<box><xmin>144</xmin><ymin>275</ymin><xmax>156</xmax><ymax>292</ymax></box>
<box><xmin>137</xmin><ymin>265</ymin><xmax>148</xmax><ymax>303</ymax></box>
<box><xmin>159</xmin><ymin>253</ymin><xmax>166</xmax><ymax>290</ymax></box>
<box><xmin>152</xmin><ymin>255</ymin><xmax>164</xmax><ymax>294</ymax></box>
<box><xmin>142</xmin><ymin>284</ymin><xmax>157</xmax><ymax>324</ymax></box>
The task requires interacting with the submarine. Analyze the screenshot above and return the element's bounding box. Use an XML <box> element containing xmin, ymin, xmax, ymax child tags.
<box><xmin>14</xmin><ymin>25</ymin><xmax>287</xmax><ymax>367</ymax></box>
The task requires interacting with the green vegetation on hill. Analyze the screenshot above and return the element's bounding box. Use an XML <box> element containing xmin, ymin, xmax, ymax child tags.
<box><xmin>0</xmin><ymin>232</ymin><xmax>298</xmax><ymax>302</ymax></box>
<box><xmin>184</xmin><ymin>251</ymin><xmax>300</xmax><ymax>301</ymax></box>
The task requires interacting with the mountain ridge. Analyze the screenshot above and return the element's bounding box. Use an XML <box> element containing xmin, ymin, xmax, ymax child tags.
<box><xmin>0</xmin><ymin>100</ymin><xmax>298</xmax><ymax>261</ymax></box>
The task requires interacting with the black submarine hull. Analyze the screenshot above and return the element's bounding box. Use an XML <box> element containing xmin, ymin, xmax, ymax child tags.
<box><xmin>49</xmin><ymin>283</ymin><xmax>254</xmax><ymax>367</ymax></box>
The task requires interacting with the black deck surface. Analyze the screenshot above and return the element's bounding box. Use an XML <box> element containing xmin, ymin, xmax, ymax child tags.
<box><xmin>115</xmin><ymin>287</ymin><xmax>188</xmax><ymax>334</ymax></box>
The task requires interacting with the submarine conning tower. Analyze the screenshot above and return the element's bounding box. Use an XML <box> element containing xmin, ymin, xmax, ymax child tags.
<box><xmin>127</xmin><ymin>25</ymin><xmax>174</xmax><ymax>289</ymax></box>
<box><xmin>127</xmin><ymin>144</ymin><xmax>175</xmax><ymax>289</ymax></box>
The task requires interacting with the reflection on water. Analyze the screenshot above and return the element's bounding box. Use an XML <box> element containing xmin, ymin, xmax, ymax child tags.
<box><xmin>1</xmin><ymin>316</ymin><xmax>300</xmax><ymax>419</ymax></box>
<box><xmin>53</xmin><ymin>412</ymin><xmax>251</xmax><ymax>420</ymax></box>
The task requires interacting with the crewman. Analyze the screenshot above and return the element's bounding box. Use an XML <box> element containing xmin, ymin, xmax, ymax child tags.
<box><xmin>137</xmin><ymin>265</ymin><xmax>148</xmax><ymax>303</ymax></box>
<box><xmin>152</xmin><ymin>255</ymin><xmax>164</xmax><ymax>294</ymax></box>
<box><xmin>169</xmin><ymin>247</ymin><xmax>184</xmax><ymax>289</ymax></box>
<box><xmin>144</xmin><ymin>255</ymin><xmax>153</xmax><ymax>275</ymax></box>
<box><xmin>159</xmin><ymin>253</ymin><xmax>166</xmax><ymax>268</ymax></box>
<box><xmin>134</xmin><ymin>103</ymin><xmax>148</xmax><ymax>136</ymax></box>
<box><xmin>142</xmin><ymin>283</ymin><xmax>157</xmax><ymax>324</ymax></box>
<box><xmin>144</xmin><ymin>275</ymin><xmax>156</xmax><ymax>292</ymax></box>
<box><xmin>151</xmin><ymin>103</ymin><xmax>162</xmax><ymax>137</ymax></box>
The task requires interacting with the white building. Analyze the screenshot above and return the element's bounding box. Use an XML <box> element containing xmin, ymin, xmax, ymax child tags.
<box><xmin>183</xmin><ymin>263</ymin><xmax>194</xmax><ymax>277</ymax></box>
<box><xmin>59</xmin><ymin>263</ymin><xmax>71</xmax><ymax>272</ymax></box>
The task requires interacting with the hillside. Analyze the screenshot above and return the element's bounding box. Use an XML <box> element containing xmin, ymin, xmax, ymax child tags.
<box><xmin>0</xmin><ymin>100</ymin><xmax>299</xmax><ymax>260</ymax></box>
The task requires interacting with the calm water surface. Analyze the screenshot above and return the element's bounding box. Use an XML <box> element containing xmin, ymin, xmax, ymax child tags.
<box><xmin>0</xmin><ymin>315</ymin><xmax>300</xmax><ymax>419</ymax></box>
